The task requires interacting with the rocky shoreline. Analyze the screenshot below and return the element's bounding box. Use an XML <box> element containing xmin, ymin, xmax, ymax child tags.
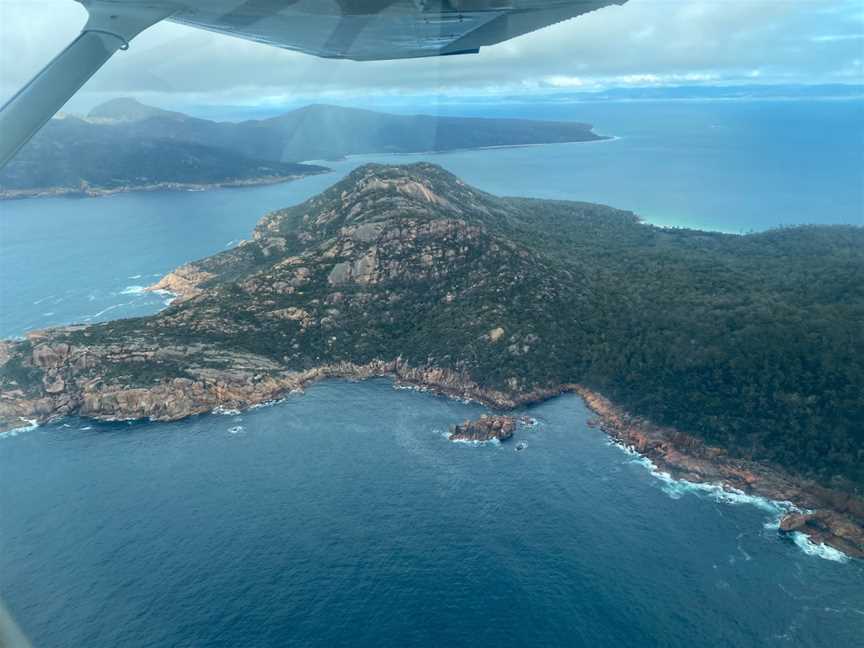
<box><xmin>573</xmin><ymin>387</ymin><xmax>864</xmax><ymax>559</ymax></box>
<box><xmin>0</xmin><ymin>345</ymin><xmax>567</xmax><ymax>432</ymax></box>
<box><xmin>2</xmin><ymin>343</ymin><xmax>861</xmax><ymax>558</ymax></box>
<box><xmin>1</xmin><ymin>162</ymin><xmax>860</xmax><ymax>561</ymax></box>
<box><xmin>0</xmin><ymin>171</ymin><xmax>328</xmax><ymax>201</ymax></box>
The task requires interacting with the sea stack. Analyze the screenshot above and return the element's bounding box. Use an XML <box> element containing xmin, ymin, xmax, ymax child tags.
<box><xmin>449</xmin><ymin>414</ymin><xmax>517</xmax><ymax>442</ymax></box>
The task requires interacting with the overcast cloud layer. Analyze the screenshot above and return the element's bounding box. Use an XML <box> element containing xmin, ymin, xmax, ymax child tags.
<box><xmin>1</xmin><ymin>0</ymin><xmax>862</xmax><ymax>110</ymax></box>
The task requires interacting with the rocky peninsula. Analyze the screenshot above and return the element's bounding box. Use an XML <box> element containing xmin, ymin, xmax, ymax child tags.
<box><xmin>1</xmin><ymin>163</ymin><xmax>861</xmax><ymax>557</ymax></box>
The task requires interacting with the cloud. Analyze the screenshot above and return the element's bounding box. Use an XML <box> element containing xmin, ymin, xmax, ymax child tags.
<box><xmin>1</xmin><ymin>0</ymin><xmax>862</xmax><ymax>110</ymax></box>
<box><xmin>811</xmin><ymin>34</ymin><xmax>864</xmax><ymax>42</ymax></box>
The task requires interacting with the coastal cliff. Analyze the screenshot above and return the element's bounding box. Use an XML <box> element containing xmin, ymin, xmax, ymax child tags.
<box><xmin>1</xmin><ymin>162</ymin><xmax>862</xmax><ymax>556</ymax></box>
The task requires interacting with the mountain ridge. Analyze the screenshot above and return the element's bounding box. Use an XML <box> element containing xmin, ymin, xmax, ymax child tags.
<box><xmin>81</xmin><ymin>99</ymin><xmax>607</xmax><ymax>162</ymax></box>
<box><xmin>87</xmin><ymin>97</ymin><xmax>188</xmax><ymax>122</ymax></box>
<box><xmin>1</xmin><ymin>100</ymin><xmax>607</xmax><ymax>198</ymax></box>
<box><xmin>0</xmin><ymin>163</ymin><xmax>861</xmax><ymax>554</ymax></box>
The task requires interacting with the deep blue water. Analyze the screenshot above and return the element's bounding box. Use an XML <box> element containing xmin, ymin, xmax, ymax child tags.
<box><xmin>2</xmin><ymin>382</ymin><xmax>863</xmax><ymax>648</ymax></box>
<box><xmin>1</xmin><ymin>100</ymin><xmax>863</xmax><ymax>646</ymax></box>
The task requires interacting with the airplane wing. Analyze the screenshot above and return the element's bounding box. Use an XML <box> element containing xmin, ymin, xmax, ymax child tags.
<box><xmin>0</xmin><ymin>0</ymin><xmax>626</xmax><ymax>168</ymax></box>
<box><xmin>169</xmin><ymin>0</ymin><xmax>625</xmax><ymax>61</ymax></box>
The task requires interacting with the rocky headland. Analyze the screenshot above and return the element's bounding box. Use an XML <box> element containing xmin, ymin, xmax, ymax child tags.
<box><xmin>1</xmin><ymin>162</ymin><xmax>861</xmax><ymax>557</ymax></box>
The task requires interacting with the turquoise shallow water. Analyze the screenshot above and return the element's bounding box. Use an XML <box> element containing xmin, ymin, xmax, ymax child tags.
<box><xmin>0</xmin><ymin>99</ymin><xmax>862</xmax><ymax>646</ymax></box>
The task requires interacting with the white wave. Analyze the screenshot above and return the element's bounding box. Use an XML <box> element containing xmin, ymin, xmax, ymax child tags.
<box><xmin>87</xmin><ymin>303</ymin><xmax>127</xmax><ymax>319</ymax></box>
<box><xmin>607</xmin><ymin>439</ymin><xmax>641</xmax><ymax>457</ymax></box>
<box><xmin>228</xmin><ymin>425</ymin><xmax>244</xmax><ymax>434</ymax></box>
<box><xmin>213</xmin><ymin>406</ymin><xmax>242</xmax><ymax>416</ymax></box>
<box><xmin>609</xmin><ymin>438</ymin><xmax>856</xmax><ymax>561</ymax></box>
<box><xmin>792</xmin><ymin>533</ymin><xmax>850</xmax><ymax>563</ymax></box>
<box><xmin>42</xmin><ymin>311</ymin><xmax>54</xmax><ymax>316</ymax></box>
<box><xmin>610</xmin><ymin>438</ymin><xmax>787</xmax><ymax>514</ymax></box>
<box><xmin>393</xmin><ymin>383</ymin><xmax>431</xmax><ymax>394</ymax></box>
<box><xmin>448</xmin><ymin>436</ymin><xmax>501</xmax><ymax>447</ymax></box>
<box><xmin>0</xmin><ymin>418</ymin><xmax>39</xmax><ymax>439</ymax></box>
<box><xmin>392</xmin><ymin>382</ymin><xmax>480</xmax><ymax>404</ymax></box>
<box><xmin>149</xmin><ymin>288</ymin><xmax>176</xmax><ymax>306</ymax></box>
<box><xmin>655</xmin><ymin>466</ymin><xmax>786</xmax><ymax>514</ymax></box>
<box><xmin>435</xmin><ymin>427</ymin><xmax>502</xmax><ymax>447</ymax></box>
<box><xmin>128</xmin><ymin>274</ymin><xmax>142</xmax><ymax>279</ymax></box>
<box><xmin>438</xmin><ymin>424</ymin><xmax>506</xmax><ymax>446</ymax></box>
<box><xmin>80</xmin><ymin>426</ymin><xmax>92</xmax><ymax>430</ymax></box>
<box><xmin>120</xmin><ymin>285</ymin><xmax>146</xmax><ymax>295</ymax></box>
<box><xmin>249</xmin><ymin>395</ymin><xmax>293</xmax><ymax>410</ymax></box>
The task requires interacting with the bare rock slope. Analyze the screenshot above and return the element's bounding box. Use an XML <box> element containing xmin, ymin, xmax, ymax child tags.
<box><xmin>1</xmin><ymin>162</ymin><xmax>862</xmax><ymax>556</ymax></box>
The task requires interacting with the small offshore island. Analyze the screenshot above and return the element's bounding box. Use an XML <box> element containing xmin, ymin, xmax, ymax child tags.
<box><xmin>449</xmin><ymin>414</ymin><xmax>535</xmax><ymax>442</ymax></box>
<box><xmin>1</xmin><ymin>163</ymin><xmax>862</xmax><ymax>557</ymax></box>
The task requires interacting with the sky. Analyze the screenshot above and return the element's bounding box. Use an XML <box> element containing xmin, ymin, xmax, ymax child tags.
<box><xmin>0</xmin><ymin>0</ymin><xmax>862</xmax><ymax>111</ymax></box>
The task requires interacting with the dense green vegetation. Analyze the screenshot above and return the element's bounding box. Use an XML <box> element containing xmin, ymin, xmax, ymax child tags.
<box><xmin>87</xmin><ymin>99</ymin><xmax>604</xmax><ymax>162</ymax></box>
<box><xmin>0</xmin><ymin>115</ymin><xmax>326</xmax><ymax>194</ymax></box>
<box><xmin>0</xmin><ymin>99</ymin><xmax>603</xmax><ymax>195</ymax></box>
<box><xmin>9</xmin><ymin>163</ymin><xmax>862</xmax><ymax>491</ymax></box>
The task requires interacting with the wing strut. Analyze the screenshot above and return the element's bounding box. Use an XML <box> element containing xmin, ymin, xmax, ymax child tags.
<box><xmin>0</xmin><ymin>3</ymin><xmax>174</xmax><ymax>169</ymax></box>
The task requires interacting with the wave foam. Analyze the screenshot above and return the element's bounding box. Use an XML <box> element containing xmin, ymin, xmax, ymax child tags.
<box><xmin>228</xmin><ymin>426</ymin><xmax>244</xmax><ymax>434</ymax></box>
<box><xmin>610</xmin><ymin>439</ymin><xmax>787</xmax><ymax>514</ymax></box>
<box><xmin>120</xmin><ymin>285</ymin><xmax>146</xmax><ymax>295</ymax></box>
<box><xmin>606</xmin><ymin>438</ymin><xmax>852</xmax><ymax>561</ymax></box>
<box><xmin>792</xmin><ymin>533</ymin><xmax>850</xmax><ymax>563</ymax></box>
<box><xmin>87</xmin><ymin>302</ymin><xmax>129</xmax><ymax>319</ymax></box>
<box><xmin>0</xmin><ymin>418</ymin><xmax>39</xmax><ymax>439</ymax></box>
<box><xmin>449</xmin><ymin>436</ymin><xmax>501</xmax><ymax>447</ymax></box>
<box><xmin>213</xmin><ymin>406</ymin><xmax>242</xmax><ymax>416</ymax></box>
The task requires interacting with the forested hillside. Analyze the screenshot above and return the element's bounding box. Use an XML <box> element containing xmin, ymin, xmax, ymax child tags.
<box><xmin>1</xmin><ymin>163</ymin><xmax>861</xmax><ymax>492</ymax></box>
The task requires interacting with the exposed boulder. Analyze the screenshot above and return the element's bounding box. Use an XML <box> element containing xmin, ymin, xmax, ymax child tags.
<box><xmin>449</xmin><ymin>414</ymin><xmax>529</xmax><ymax>442</ymax></box>
<box><xmin>779</xmin><ymin>510</ymin><xmax>864</xmax><ymax>559</ymax></box>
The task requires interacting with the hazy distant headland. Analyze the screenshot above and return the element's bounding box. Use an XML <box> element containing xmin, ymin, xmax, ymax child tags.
<box><xmin>0</xmin><ymin>99</ymin><xmax>606</xmax><ymax>199</ymax></box>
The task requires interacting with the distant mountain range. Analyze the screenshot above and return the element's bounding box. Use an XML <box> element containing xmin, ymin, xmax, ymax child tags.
<box><xmin>509</xmin><ymin>83</ymin><xmax>864</xmax><ymax>103</ymax></box>
<box><xmin>0</xmin><ymin>99</ymin><xmax>605</xmax><ymax>199</ymax></box>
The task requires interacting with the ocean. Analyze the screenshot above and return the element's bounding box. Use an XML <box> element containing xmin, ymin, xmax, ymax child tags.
<box><xmin>0</xmin><ymin>99</ymin><xmax>862</xmax><ymax>647</ymax></box>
